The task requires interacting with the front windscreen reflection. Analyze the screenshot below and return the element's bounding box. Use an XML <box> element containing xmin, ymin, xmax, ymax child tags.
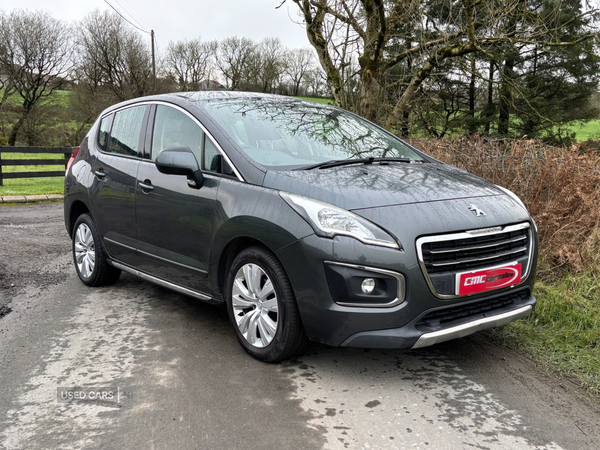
<box><xmin>202</xmin><ymin>99</ymin><xmax>424</xmax><ymax>169</ymax></box>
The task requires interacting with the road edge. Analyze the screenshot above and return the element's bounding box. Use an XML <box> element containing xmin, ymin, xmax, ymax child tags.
<box><xmin>0</xmin><ymin>194</ymin><xmax>64</xmax><ymax>203</ymax></box>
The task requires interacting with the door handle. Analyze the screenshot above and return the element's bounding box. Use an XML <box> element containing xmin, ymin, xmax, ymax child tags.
<box><xmin>139</xmin><ymin>180</ymin><xmax>154</xmax><ymax>192</ymax></box>
<box><xmin>94</xmin><ymin>170</ymin><xmax>106</xmax><ymax>180</ymax></box>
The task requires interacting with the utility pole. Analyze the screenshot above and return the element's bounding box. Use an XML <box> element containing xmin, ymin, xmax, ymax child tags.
<box><xmin>151</xmin><ymin>29</ymin><xmax>156</xmax><ymax>90</ymax></box>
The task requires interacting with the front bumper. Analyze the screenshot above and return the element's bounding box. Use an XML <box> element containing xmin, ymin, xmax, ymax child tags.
<box><xmin>275</xmin><ymin>225</ymin><xmax>537</xmax><ymax>348</ymax></box>
<box><xmin>339</xmin><ymin>287</ymin><xmax>535</xmax><ymax>349</ymax></box>
<box><xmin>412</xmin><ymin>304</ymin><xmax>532</xmax><ymax>349</ymax></box>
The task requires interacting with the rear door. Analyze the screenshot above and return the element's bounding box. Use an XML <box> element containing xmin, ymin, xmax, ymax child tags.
<box><xmin>89</xmin><ymin>105</ymin><xmax>148</xmax><ymax>266</ymax></box>
<box><xmin>135</xmin><ymin>104</ymin><xmax>221</xmax><ymax>294</ymax></box>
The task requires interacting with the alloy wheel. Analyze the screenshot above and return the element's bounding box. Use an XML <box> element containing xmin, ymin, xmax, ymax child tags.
<box><xmin>74</xmin><ymin>223</ymin><xmax>95</xmax><ymax>278</ymax></box>
<box><xmin>231</xmin><ymin>263</ymin><xmax>279</xmax><ymax>348</ymax></box>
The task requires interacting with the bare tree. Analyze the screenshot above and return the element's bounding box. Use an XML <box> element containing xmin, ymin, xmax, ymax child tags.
<box><xmin>215</xmin><ymin>37</ymin><xmax>258</xmax><ymax>90</ymax></box>
<box><xmin>285</xmin><ymin>47</ymin><xmax>315</xmax><ymax>95</ymax></box>
<box><xmin>305</xmin><ymin>66</ymin><xmax>329</xmax><ymax>97</ymax></box>
<box><xmin>0</xmin><ymin>65</ymin><xmax>15</xmax><ymax>110</ymax></box>
<box><xmin>166</xmin><ymin>39</ymin><xmax>217</xmax><ymax>91</ymax></box>
<box><xmin>0</xmin><ymin>9</ymin><xmax>72</xmax><ymax>145</ymax></box>
<box><xmin>77</xmin><ymin>10</ymin><xmax>153</xmax><ymax>104</ymax></box>
<box><xmin>255</xmin><ymin>38</ymin><xmax>287</xmax><ymax>92</ymax></box>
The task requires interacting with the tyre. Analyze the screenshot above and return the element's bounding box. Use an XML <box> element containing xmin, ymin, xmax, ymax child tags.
<box><xmin>72</xmin><ymin>214</ymin><xmax>121</xmax><ymax>287</ymax></box>
<box><xmin>225</xmin><ymin>246</ymin><xmax>308</xmax><ymax>362</ymax></box>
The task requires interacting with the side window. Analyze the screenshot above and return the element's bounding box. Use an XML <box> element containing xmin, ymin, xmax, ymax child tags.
<box><xmin>204</xmin><ymin>135</ymin><xmax>220</xmax><ymax>173</ymax></box>
<box><xmin>107</xmin><ymin>106</ymin><xmax>146</xmax><ymax>157</ymax></box>
<box><xmin>97</xmin><ymin>114</ymin><xmax>113</xmax><ymax>150</ymax></box>
<box><xmin>152</xmin><ymin>105</ymin><xmax>204</xmax><ymax>162</ymax></box>
<box><xmin>204</xmin><ymin>135</ymin><xmax>236</xmax><ymax>177</ymax></box>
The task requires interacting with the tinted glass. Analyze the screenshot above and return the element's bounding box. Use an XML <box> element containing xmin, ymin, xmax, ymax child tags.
<box><xmin>203</xmin><ymin>135</ymin><xmax>220</xmax><ymax>173</ymax></box>
<box><xmin>152</xmin><ymin>105</ymin><xmax>204</xmax><ymax>162</ymax></box>
<box><xmin>202</xmin><ymin>99</ymin><xmax>424</xmax><ymax>169</ymax></box>
<box><xmin>97</xmin><ymin>114</ymin><xmax>112</xmax><ymax>150</ymax></box>
<box><xmin>107</xmin><ymin>106</ymin><xmax>146</xmax><ymax>157</ymax></box>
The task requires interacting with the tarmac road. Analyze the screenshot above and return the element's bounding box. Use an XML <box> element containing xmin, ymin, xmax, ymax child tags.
<box><xmin>0</xmin><ymin>202</ymin><xmax>599</xmax><ymax>450</ymax></box>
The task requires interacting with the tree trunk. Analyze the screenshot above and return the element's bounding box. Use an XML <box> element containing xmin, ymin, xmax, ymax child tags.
<box><xmin>468</xmin><ymin>57</ymin><xmax>477</xmax><ymax>134</ymax></box>
<box><xmin>498</xmin><ymin>54</ymin><xmax>515</xmax><ymax>136</ymax></box>
<box><xmin>358</xmin><ymin>65</ymin><xmax>382</xmax><ymax>123</ymax></box>
<box><xmin>299</xmin><ymin>3</ymin><xmax>347</xmax><ymax>109</ymax></box>
<box><xmin>385</xmin><ymin>60</ymin><xmax>433</xmax><ymax>131</ymax></box>
<box><xmin>8</xmin><ymin>109</ymin><xmax>30</xmax><ymax>146</ymax></box>
<box><xmin>385</xmin><ymin>44</ymin><xmax>476</xmax><ymax>132</ymax></box>
<box><xmin>484</xmin><ymin>60</ymin><xmax>494</xmax><ymax>135</ymax></box>
<box><xmin>497</xmin><ymin>0</ymin><xmax>523</xmax><ymax>136</ymax></box>
<box><xmin>400</xmin><ymin>111</ymin><xmax>410</xmax><ymax>137</ymax></box>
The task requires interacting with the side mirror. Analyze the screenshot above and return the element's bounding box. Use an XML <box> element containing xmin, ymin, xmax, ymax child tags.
<box><xmin>155</xmin><ymin>146</ymin><xmax>204</xmax><ymax>189</ymax></box>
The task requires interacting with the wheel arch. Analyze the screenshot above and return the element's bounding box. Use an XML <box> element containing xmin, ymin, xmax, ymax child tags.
<box><xmin>67</xmin><ymin>200</ymin><xmax>91</xmax><ymax>238</ymax></box>
<box><xmin>215</xmin><ymin>236</ymin><xmax>280</xmax><ymax>301</ymax></box>
<box><xmin>211</xmin><ymin>216</ymin><xmax>307</xmax><ymax>300</ymax></box>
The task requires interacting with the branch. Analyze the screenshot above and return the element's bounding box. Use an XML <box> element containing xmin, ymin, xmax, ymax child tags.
<box><xmin>309</xmin><ymin>0</ymin><xmax>366</xmax><ymax>40</ymax></box>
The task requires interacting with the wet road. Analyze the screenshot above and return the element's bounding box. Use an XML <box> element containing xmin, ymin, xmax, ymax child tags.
<box><xmin>0</xmin><ymin>203</ymin><xmax>598</xmax><ymax>449</ymax></box>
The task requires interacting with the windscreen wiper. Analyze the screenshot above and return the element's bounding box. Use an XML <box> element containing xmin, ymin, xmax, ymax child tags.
<box><xmin>295</xmin><ymin>157</ymin><xmax>413</xmax><ymax>170</ymax></box>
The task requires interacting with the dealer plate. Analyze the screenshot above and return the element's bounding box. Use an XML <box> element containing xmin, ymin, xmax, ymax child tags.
<box><xmin>456</xmin><ymin>262</ymin><xmax>522</xmax><ymax>295</ymax></box>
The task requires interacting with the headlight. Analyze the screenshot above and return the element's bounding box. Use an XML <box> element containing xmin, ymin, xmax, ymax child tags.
<box><xmin>496</xmin><ymin>185</ymin><xmax>528</xmax><ymax>212</ymax></box>
<box><xmin>280</xmin><ymin>192</ymin><xmax>401</xmax><ymax>249</ymax></box>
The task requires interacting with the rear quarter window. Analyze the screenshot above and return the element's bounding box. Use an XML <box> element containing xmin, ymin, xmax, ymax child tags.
<box><xmin>97</xmin><ymin>114</ymin><xmax>113</xmax><ymax>151</ymax></box>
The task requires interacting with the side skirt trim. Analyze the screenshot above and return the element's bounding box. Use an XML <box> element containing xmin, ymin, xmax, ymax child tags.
<box><xmin>110</xmin><ymin>260</ymin><xmax>218</xmax><ymax>303</ymax></box>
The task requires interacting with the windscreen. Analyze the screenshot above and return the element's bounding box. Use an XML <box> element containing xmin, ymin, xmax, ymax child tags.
<box><xmin>202</xmin><ymin>99</ymin><xmax>425</xmax><ymax>169</ymax></box>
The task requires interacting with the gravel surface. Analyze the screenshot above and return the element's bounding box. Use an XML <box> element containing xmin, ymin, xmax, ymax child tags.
<box><xmin>0</xmin><ymin>202</ymin><xmax>71</xmax><ymax>312</ymax></box>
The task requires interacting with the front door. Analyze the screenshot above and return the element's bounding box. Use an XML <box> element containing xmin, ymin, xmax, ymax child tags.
<box><xmin>135</xmin><ymin>104</ymin><xmax>219</xmax><ymax>294</ymax></box>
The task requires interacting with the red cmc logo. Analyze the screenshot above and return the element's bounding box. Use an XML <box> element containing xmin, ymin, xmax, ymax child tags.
<box><xmin>457</xmin><ymin>264</ymin><xmax>522</xmax><ymax>295</ymax></box>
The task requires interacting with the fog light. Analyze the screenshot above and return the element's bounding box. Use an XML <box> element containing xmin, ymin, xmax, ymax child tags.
<box><xmin>361</xmin><ymin>278</ymin><xmax>376</xmax><ymax>294</ymax></box>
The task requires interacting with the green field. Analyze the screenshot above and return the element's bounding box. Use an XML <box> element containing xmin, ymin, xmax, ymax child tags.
<box><xmin>0</xmin><ymin>88</ymin><xmax>72</xmax><ymax>108</ymax></box>
<box><xmin>297</xmin><ymin>96</ymin><xmax>335</xmax><ymax>105</ymax></box>
<box><xmin>565</xmin><ymin>119</ymin><xmax>600</xmax><ymax>142</ymax></box>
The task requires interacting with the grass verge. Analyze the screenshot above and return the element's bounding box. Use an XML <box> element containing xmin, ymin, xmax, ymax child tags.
<box><xmin>0</xmin><ymin>177</ymin><xmax>64</xmax><ymax>196</ymax></box>
<box><xmin>487</xmin><ymin>269</ymin><xmax>600</xmax><ymax>396</ymax></box>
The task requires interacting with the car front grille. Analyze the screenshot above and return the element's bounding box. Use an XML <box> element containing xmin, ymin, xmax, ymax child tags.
<box><xmin>416</xmin><ymin>223</ymin><xmax>532</xmax><ymax>298</ymax></box>
<box><xmin>415</xmin><ymin>288</ymin><xmax>531</xmax><ymax>330</ymax></box>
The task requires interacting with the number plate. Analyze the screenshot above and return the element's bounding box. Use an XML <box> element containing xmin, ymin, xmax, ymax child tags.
<box><xmin>456</xmin><ymin>263</ymin><xmax>522</xmax><ymax>296</ymax></box>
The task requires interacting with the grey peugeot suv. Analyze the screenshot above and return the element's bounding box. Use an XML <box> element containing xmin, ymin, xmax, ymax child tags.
<box><xmin>64</xmin><ymin>92</ymin><xmax>538</xmax><ymax>362</ymax></box>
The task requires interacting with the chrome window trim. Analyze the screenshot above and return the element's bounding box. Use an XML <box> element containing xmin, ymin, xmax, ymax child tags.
<box><xmin>324</xmin><ymin>261</ymin><xmax>406</xmax><ymax>308</ymax></box>
<box><xmin>98</xmin><ymin>101</ymin><xmax>246</xmax><ymax>182</ymax></box>
<box><xmin>149</xmin><ymin>101</ymin><xmax>245</xmax><ymax>182</ymax></box>
<box><xmin>416</xmin><ymin>222</ymin><xmax>533</xmax><ymax>300</ymax></box>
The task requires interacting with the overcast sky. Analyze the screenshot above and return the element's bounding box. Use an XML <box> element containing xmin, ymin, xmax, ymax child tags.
<box><xmin>1</xmin><ymin>0</ymin><xmax>310</xmax><ymax>51</ymax></box>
